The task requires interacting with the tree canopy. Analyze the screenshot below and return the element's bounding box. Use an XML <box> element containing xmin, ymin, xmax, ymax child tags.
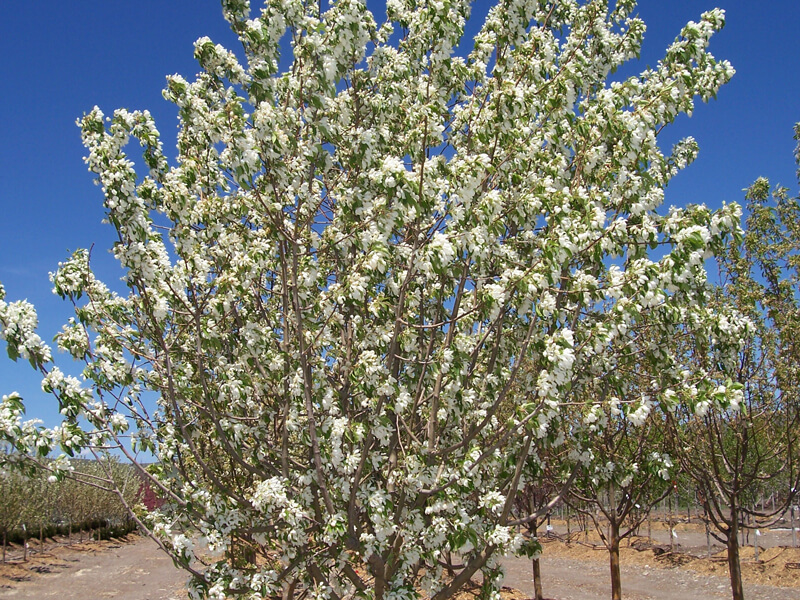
<box><xmin>0</xmin><ymin>1</ymin><xmax>747</xmax><ymax>598</ymax></box>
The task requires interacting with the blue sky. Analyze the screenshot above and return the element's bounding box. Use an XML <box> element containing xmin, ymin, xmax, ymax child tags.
<box><xmin>0</xmin><ymin>0</ymin><xmax>798</xmax><ymax>429</ymax></box>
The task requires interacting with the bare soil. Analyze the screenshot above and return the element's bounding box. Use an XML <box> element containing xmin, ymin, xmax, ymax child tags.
<box><xmin>500</xmin><ymin>530</ymin><xmax>800</xmax><ymax>600</ymax></box>
<box><xmin>1</xmin><ymin>529</ymin><xmax>799</xmax><ymax>600</ymax></box>
<box><xmin>0</xmin><ymin>534</ymin><xmax>186</xmax><ymax>599</ymax></box>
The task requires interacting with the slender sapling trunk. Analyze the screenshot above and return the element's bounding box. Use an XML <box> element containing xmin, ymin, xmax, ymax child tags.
<box><xmin>609</xmin><ymin>521</ymin><xmax>623</xmax><ymax>600</ymax></box>
<box><xmin>727</xmin><ymin>511</ymin><xmax>745</xmax><ymax>600</ymax></box>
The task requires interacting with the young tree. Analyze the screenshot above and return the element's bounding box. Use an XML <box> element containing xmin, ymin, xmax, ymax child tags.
<box><xmin>558</xmin><ymin>320</ymin><xmax>685</xmax><ymax>600</ymax></box>
<box><xmin>511</xmin><ymin>440</ymin><xmax>574</xmax><ymax>600</ymax></box>
<box><xmin>667</xmin><ymin>124</ymin><xmax>800</xmax><ymax>600</ymax></box>
<box><xmin>566</xmin><ymin>414</ymin><xmax>669</xmax><ymax>600</ymax></box>
<box><xmin>0</xmin><ymin>1</ymin><xmax>742</xmax><ymax>598</ymax></box>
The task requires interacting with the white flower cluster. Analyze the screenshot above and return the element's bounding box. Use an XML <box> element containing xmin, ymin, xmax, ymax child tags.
<box><xmin>650</xmin><ymin>452</ymin><xmax>674</xmax><ymax>481</ymax></box>
<box><xmin>627</xmin><ymin>396</ymin><xmax>652</xmax><ymax>427</ymax></box>
<box><xmin>0</xmin><ymin>291</ymin><xmax>52</xmax><ymax>366</ymax></box>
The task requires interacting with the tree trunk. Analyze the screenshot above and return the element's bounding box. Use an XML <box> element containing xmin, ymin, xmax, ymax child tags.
<box><xmin>726</xmin><ymin>518</ymin><xmax>744</xmax><ymax>600</ymax></box>
<box><xmin>2</xmin><ymin>528</ymin><xmax>6</xmax><ymax>564</ymax></box>
<box><xmin>566</xmin><ymin>512</ymin><xmax>571</xmax><ymax>537</ymax></box>
<box><xmin>531</xmin><ymin>522</ymin><xmax>544</xmax><ymax>600</ymax></box>
<box><xmin>371</xmin><ymin>560</ymin><xmax>386</xmax><ymax>600</ymax></box>
<box><xmin>609</xmin><ymin>521</ymin><xmax>623</xmax><ymax>600</ymax></box>
<box><xmin>532</xmin><ymin>556</ymin><xmax>544</xmax><ymax>600</ymax></box>
<box><xmin>282</xmin><ymin>579</ymin><xmax>297</xmax><ymax>600</ymax></box>
<box><xmin>443</xmin><ymin>550</ymin><xmax>456</xmax><ymax>578</ymax></box>
<box><xmin>668</xmin><ymin>496</ymin><xmax>675</xmax><ymax>554</ymax></box>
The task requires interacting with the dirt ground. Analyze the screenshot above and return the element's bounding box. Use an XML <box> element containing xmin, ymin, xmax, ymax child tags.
<box><xmin>535</xmin><ymin>518</ymin><xmax>800</xmax><ymax>587</ymax></box>
<box><xmin>1</xmin><ymin>528</ymin><xmax>799</xmax><ymax>600</ymax></box>
<box><xmin>499</xmin><ymin>528</ymin><xmax>800</xmax><ymax>600</ymax></box>
<box><xmin>0</xmin><ymin>535</ymin><xmax>187</xmax><ymax>599</ymax></box>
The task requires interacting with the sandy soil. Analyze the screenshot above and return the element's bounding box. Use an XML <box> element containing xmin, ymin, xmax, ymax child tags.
<box><xmin>1</xmin><ymin>530</ymin><xmax>799</xmax><ymax>600</ymax></box>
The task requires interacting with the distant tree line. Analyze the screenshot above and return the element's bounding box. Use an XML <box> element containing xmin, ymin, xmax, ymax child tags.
<box><xmin>0</xmin><ymin>457</ymin><xmax>141</xmax><ymax>562</ymax></box>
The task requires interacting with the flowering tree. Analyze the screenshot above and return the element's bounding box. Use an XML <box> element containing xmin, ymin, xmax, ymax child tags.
<box><xmin>0</xmin><ymin>1</ymin><xmax>743</xmax><ymax>598</ymax></box>
<box><xmin>510</xmin><ymin>440</ymin><xmax>576</xmax><ymax>600</ymax></box>
<box><xmin>563</xmin><ymin>385</ymin><xmax>674</xmax><ymax>600</ymax></box>
<box><xmin>667</xmin><ymin>125</ymin><xmax>800</xmax><ymax>600</ymax></box>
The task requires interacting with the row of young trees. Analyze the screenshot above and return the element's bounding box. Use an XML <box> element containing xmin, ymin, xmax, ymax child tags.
<box><xmin>519</xmin><ymin>162</ymin><xmax>800</xmax><ymax>600</ymax></box>
<box><xmin>510</xmin><ymin>121</ymin><xmax>800</xmax><ymax>600</ymax></box>
<box><xmin>512</xmin><ymin>162</ymin><xmax>800</xmax><ymax>597</ymax></box>
<box><xmin>0</xmin><ymin>458</ymin><xmax>141</xmax><ymax>563</ymax></box>
<box><xmin>517</xmin><ymin>480</ymin><xmax>798</xmax><ymax>600</ymax></box>
<box><xmin>0</xmin><ymin>1</ymin><xmax>796</xmax><ymax>600</ymax></box>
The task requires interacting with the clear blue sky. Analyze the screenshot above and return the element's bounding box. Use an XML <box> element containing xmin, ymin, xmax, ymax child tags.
<box><xmin>1</xmin><ymin>0</ymin><xmax>798</xmax><ymax>429</ymax></box>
